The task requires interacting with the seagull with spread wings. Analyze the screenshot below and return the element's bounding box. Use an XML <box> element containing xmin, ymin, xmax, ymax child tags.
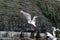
<box><xmin>52</xmin><ymin>27</ymin><xmax>60</xmax><ymax>37</ymax></box>
<box><xmin>20</xmin><ymin>10</ymin><xmax>37</xmax><ymax>27</ymax></box>
<box><xmin>46</xmin><ymin>27</ymin><xmax>60</xmax><ymax>40</ymax></box>
<box><xmin>46</xmin><ymin>32</ymin><xmax>57</xmax><ymax>40</ymax></box>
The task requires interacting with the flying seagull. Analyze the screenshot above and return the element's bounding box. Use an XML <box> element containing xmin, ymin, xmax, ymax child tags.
<box><xmin>52</xmin><ymin>27</ymin><xmax>60</xmax><ymax>37</ymax></box>
<box><xmin>20</xmin><ymin>10</ymin><xmax>38</xmax><ymax>27</ymax></box>
<box><xmin>46</xmin><ymin>32</ymin><xmax>57</xmax><ymax>40</ymax></box>
<box><xmin>46</xmin><ymin>27</ymin><xmax>60</xmax><ymax>40</ymax></box>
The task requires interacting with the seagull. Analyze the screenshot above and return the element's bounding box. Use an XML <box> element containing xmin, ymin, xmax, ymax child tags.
<box><xmin>20</xmin><ymin>10</ymin><xmax>38</xmax><ymax>27</ymax></box>
<box><xmin>52</xmin><ymin>27</ymin><xmax>60</xmax><ymax>37</ymax></box>
<box><xmin>46</xmin><ymin>32</ymin><xmax>57</xmax><ymax>40</ymax></box>
<box><xmin>46</xmin><ymin>27</ymin><xmax>60</xmax><ymax>40</ymax></box>
<box><xmin>52</xmin><ymin>27</ymin><xmax>56</xmax><ymax>37</ymax></box>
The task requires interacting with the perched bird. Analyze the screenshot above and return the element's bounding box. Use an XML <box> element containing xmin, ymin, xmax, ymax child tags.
<box><xmin>20</xmin><ymin>10</ymin><xmax>38</xmax><ymax>27</ymax></box>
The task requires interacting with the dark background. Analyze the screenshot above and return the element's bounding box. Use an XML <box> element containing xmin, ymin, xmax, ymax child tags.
<box><xmin>0</xmin><ymin>0</ymin><xmax>60</xmax><ymax>33</ymax></box>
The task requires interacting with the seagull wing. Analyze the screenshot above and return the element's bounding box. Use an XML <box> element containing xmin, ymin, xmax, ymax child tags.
<box><xmin>53</xmin><ymin>38</ymin><xmax>57</xmax><ymax>40</ymax></box>
<box><xmin>20</xmin><ymin>10</ymin><xmax>31</xmax><ymax>23</ymax></box>
<box><xmin>47</xmin><ymin>32</ymin><xmax>57</xmax><ymax>40</ymax></box>
<box><xmin>56</xmin><ymin>28</ymin><xmax>60</xmax><ymax>31</ymax></box>
<box><xmin>31</xmin><ymin>16</ymin><xmax>37</xmax><ymax>27</ymax></box>
<box><xmin>46</xmin><ymin>32</ymin><xmax>54</xmax><ymax>39</ymax></box>
<box><xmin>32</xmin><ymin>16</ymin><xmax>37</xmax><ymax>21</ymax></box>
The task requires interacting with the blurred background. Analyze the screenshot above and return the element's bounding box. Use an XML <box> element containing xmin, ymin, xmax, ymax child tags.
<box><xmin>0</xmin><ymin>0</ymin><xmax>60</xmax><ymax>40</ymax></box>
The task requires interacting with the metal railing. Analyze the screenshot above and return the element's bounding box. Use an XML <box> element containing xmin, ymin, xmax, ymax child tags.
<box><xmin>0</xmin><ymin>31</ymin><xmax>60</xmax><ymax>40</ymax></box>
